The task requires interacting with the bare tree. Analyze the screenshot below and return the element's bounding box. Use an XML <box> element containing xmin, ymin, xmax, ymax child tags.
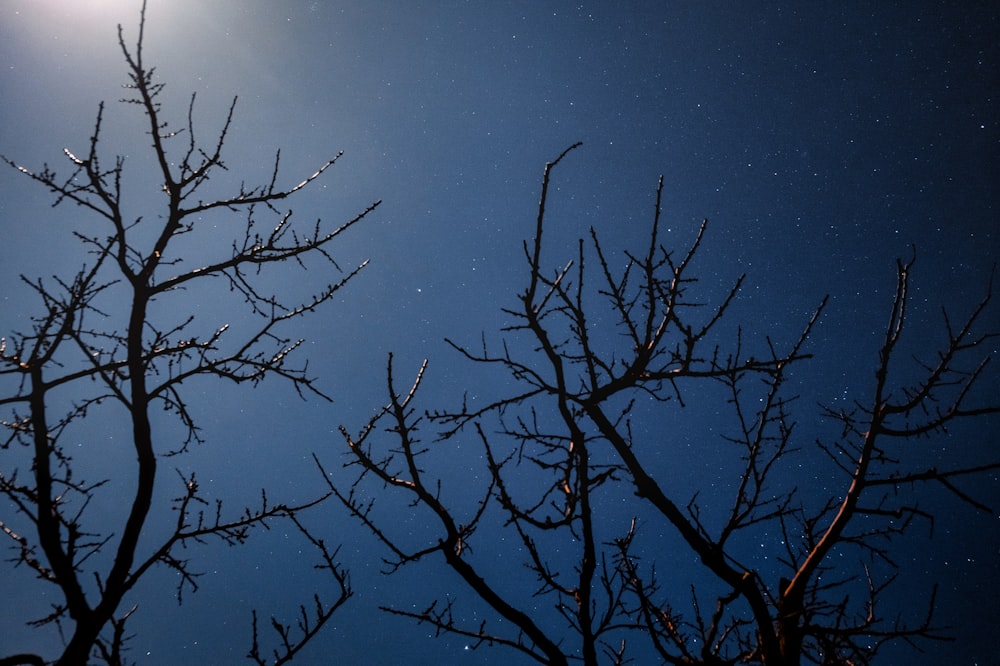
<box><xmin>0</xmin><ymin>4</ymin><xmax>375</xmax><ymax>665</ymax></box>
<box><xmin>329</xmin><ymin>143</ymin><xmax>998</xmax><ymax>665</ymax></box>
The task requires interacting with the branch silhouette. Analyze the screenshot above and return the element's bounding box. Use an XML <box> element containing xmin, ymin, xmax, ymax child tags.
<box><xmin>332</xmin><ymin>145</ymin><xmax>998</xmax><ymax>665</ymax></box>
<box><xmin>1</xmin><ymin>3</ymin><xmax>369</xmax><ymax>664</ymax></box>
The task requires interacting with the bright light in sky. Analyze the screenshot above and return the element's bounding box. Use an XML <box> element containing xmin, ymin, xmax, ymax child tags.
<box><xmin>0</xmin><ymin>1</ymin><xmax>996</xmax><ymax>664</ymax></box>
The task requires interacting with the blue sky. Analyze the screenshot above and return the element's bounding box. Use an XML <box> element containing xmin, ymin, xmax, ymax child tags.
<box><xmin>1</xmin><ymin>1</ymin><xmax>997</xmax><ymax>664</ymax></box>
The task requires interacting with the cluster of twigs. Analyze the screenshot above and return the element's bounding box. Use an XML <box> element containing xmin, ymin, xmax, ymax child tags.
<box><xmin>0</xmin><ymin>3</ymin><xmax>372</xmax><ymax>664</ymax></box>
<box><xmin>332</xmin><ymin>143</ymin><xmax>997</xmax><ymax>665</ymax></box>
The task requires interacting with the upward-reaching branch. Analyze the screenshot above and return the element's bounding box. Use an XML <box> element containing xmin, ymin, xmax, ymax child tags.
<box><xmin>1</xmin><ymin>2</ymin><xmax>371</xmax><ymax>663</ymax></box>
<box><xmin>333</xmin><ymin>145</ymin><xmax>998</xmax><ymax>666</ymax></box>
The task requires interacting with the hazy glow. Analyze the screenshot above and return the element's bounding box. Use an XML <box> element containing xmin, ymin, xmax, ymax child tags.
<box><xmin>27</xmin><ymin>1</ymin><xmax>139</xmax><ymax>34</ymax></box>
<box><xmin>1</xmin><ymin>2</ymin><xmax>995</xmax><ymax>664</ymax></box>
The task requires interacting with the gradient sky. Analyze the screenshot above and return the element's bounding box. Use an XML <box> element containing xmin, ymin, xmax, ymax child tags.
<box><xmin>1</xmin><ymin>2</ymin><xmax>997</xmax><ymax>664</ymax></box>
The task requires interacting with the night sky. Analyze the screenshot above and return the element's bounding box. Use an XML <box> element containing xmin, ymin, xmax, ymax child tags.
<box><xmin>1</xmin><ymin>2</ymin><xmax>997</xmax><ymax>664</ymax></box>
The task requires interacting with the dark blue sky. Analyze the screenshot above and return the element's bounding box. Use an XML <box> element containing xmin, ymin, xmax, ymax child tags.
<box><xmin>1</xmin><ymin>2</ymin><xmax>997</xmax><ymax>664</ymax></box>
